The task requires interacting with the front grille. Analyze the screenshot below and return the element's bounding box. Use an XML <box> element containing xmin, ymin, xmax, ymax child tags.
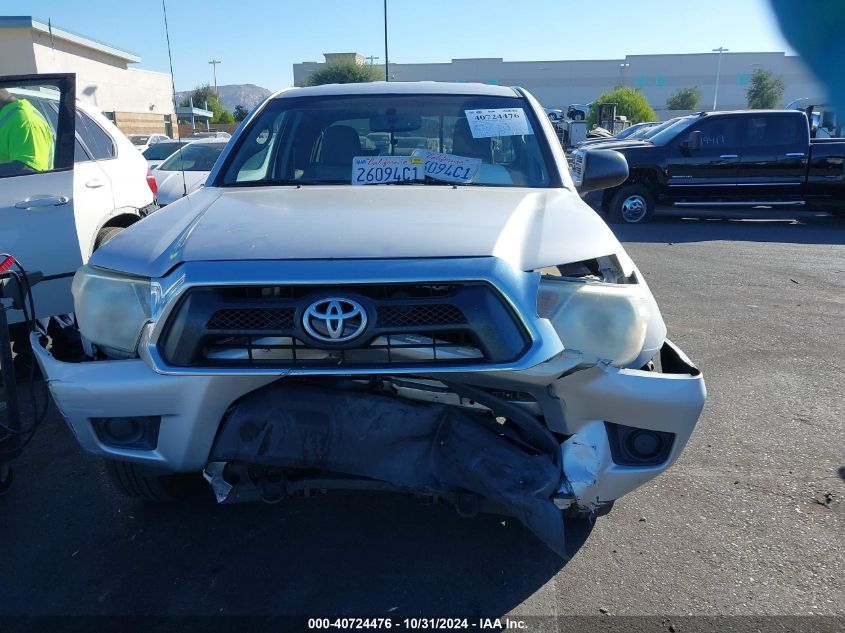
<box><xmin>204</xmin><ymin>332</ymin><xmax>484</xmax><ymax>365</ymax></box>
<box><xmin>376</xmin><ymin>304</ymin><xmax>466</xmax><ymax>328</ymax></box>
<box><xmin>207</xmin><ymin>308</ymin><xmax>295</xmax><ymax>331</ymax></box>
<box><xmin>158</xmin><ymin>282</ymin><xmax>529</xmax><ymax>370</ymax></box>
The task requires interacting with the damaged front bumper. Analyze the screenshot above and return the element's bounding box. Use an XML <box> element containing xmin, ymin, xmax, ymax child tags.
<box><xmin>33</xmin><ymin>331</ymin><xmax>704</xmax><ymax>556</ymax></box>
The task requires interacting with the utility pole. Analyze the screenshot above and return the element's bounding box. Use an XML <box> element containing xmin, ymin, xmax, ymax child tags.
<box><xmin>365</xmin><ymin>55</ymin><xmax>380</xmax><ymax>65</ymax></box>
<box><xmin>383</xmin><ymin>0</ymin><xmax>389</xmax><ymax>81</ymax></box>
<box><xmin>712</xmin><ymin>47</ymin><xmax>728</xmax><ymax>110</ymax></box>
<box><xmin>208</xmin><ymin>59</ymin><xmax>222</xmax><ymax>97</ymax></box>
<box><xmin>619</xmin><ymin>62</ymin><xmax>630</xmax><ymax>88</ymax></box>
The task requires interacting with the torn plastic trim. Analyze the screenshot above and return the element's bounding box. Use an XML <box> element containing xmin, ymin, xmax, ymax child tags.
<box><xmin>561</xmin><ymin>420</ymin><xmax>614</xmax><ymax>512</ymax></box>
<box><xmin>553</xmin><ymin>338</ymin><xmax>705</xmax><ymax>509</ymax></box>
<box><xmin>442</xmin><ymin>380</ymin><xmax>561</xmax><ymax>469</ymax></box>
<box><xmin>207</xmin><ymin>380</ymin><xmax>568</xmax><ymax>556</ymax></box>
<box><xmin>531</xmin><ymin>253</ymin><xmax>638</xmax><ymax>285</ymax></box>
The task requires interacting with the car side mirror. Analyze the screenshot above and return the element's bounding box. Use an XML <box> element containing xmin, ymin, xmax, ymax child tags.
<box><xmin>682</xmin><ymin>130</ymin><xmax>702</xmax><ymax>151</ymax></box>
<box><xmin>573</xmin><ymin>149</ymin><xmax>629</xmax><ymax>193</ymax></box>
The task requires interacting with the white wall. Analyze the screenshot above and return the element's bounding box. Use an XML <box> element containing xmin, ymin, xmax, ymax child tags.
<box><xmin>0</xmin><ymin>29</ymin><xmax>38</xmax><ymax>74</ymax></box>
<box><xmin>30</xmin><ymin>31</ymin><xmax>174</xmax><ymax>116</ymax></box>
<box><xmin>294</xmin><ymin>52</ymin><xmax>826</xmax><ymax>112</ymax></box>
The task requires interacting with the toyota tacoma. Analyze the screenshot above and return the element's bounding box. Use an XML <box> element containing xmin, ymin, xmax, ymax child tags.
<box><xmin>32</xmin><ymin>82</ymin><xmax>706</xmax><ymax>557</ymax></box>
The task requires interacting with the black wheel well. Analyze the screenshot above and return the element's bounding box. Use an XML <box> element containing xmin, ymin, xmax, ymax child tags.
<box><xmin>101</xmin><ymin>212</ymin><xmax>141</xmax><ymax>230</ymax></box>
<box><xmin>602</xmin><ymin>169</ymin><xmax>657</xmax><ymax>205</ymax></box>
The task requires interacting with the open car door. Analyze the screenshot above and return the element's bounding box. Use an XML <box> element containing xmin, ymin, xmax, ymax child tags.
<box><xmin>0</xmin><ymin>73</ymin><xmax>76</xmax><ymax>324</ymax></box>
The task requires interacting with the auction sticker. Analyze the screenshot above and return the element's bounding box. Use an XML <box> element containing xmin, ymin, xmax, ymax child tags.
<box><xmin>351</xmin><ymin>155</ymin><xmax>424</xmax><ymax>185</ymax></box>
<box><xmin>413</xmin><ymin>150</ymin><xmax>481</xmax><ymax>183</ymax></box>
<box><xmin>465</xmin><ymin>108</ymin><xmax>533</xmax><ymax>138</ymax></box>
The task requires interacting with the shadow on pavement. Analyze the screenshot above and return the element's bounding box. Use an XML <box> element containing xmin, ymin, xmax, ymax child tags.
<box><xmin>608</xmin><ymin>208</ymin><xmax>845</xmax><ymax>246</ymax></box>
<box><xmin>1</xmin><ymin>413</ymin><xmax>586</xmax><ymax>617</ymax></box>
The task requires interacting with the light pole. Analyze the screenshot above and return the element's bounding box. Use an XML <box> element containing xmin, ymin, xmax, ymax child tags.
<box><xmin>712</xmin><ymin>47</ymin><xmax>728</xmax><ymax>110</ymax></box>
<box><xmin>208</xmin><ymin>59</ymin><xmax>222</xmax><ymax>97</ymax></box>
<box><xmin>619</xmin><ymin>62</ymin><xmax>630</xmax><ymax>88</ymax></box>
<box><xmin>383</xmin><ymin>0</ymin><xmax>389</xmax><ymax>82</ymax></box>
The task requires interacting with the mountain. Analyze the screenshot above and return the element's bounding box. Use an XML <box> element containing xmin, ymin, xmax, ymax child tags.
<box><xmin>176</xmin><ymin>84</ymin><xmax>272</xmax><ymax>113</ymax></box>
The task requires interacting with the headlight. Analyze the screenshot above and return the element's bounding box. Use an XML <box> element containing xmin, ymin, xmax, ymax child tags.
<box><xmin>536</xmin><ymin>270</ymin><xmax>650</xmax><ymax>367</ymax></box>
<box><xmin>72</xmin><ymin>265</ymin><xmax>151</xmax><ymax>356</ymax></box>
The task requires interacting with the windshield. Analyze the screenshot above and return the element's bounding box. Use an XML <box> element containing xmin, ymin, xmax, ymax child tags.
<box><xmin>143</xmin><ymin>141</ymin><xmax>188</xmax><ymax>160</ymax></box>
<box><xmin>616</xmin><ymin>124</ymin><xmax>646</xmax><ymax>140</ymax></box>
<box><xmin>218</xmin><ymin>93</ymin><xmax>556</xmax><ymax>187</ymax></box>
<box><xmin>628</xmin><ymin>124</ymin><xmax>658</xmax><ymax>139</ymax></box>
<box><xmin>647</xmin><ymin>116</ymin><xmax>699</xmax><ymax>145</ymax></box>
<box><xmin>129</xmin><ymin>135</ymin><xmax>150</xmax><ymax>146</ymax></box>
<box><xmin>158</xmin><ymin>142</ymin><xmax>226</xmax><ymax>172</ymax></box>
<box><xmin>621</xmin><ymin>123</ymin><xmax>658</xmax><ymax>139</ymax></box>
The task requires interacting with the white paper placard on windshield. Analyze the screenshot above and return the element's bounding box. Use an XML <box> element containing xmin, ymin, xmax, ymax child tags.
<box><xmin>464</xmin><ymin>108</ymin><xmax>533</xmax><ymax>138</ymax></box>
<box><xmin>351</xmin><ymin>155</ymin><xmax>424</xmax><ymax>185</ymax></box>
<box><xmin>414</xmin><ymin>150</ymin><xmax>481</xmax><ymax>183</ymax></box>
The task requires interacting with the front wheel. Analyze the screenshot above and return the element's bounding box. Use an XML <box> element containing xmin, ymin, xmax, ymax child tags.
<box><xmin>608</xmin><ymin>184</ymin><xmax>656</xmax><ymax>224</ymax></box>
<box><xmin>571</xmin><ymin>111</ymin><xmax>585</xmax><ymax>121</ymax></box>
<box><xmin>104</xmin><ymin>460</ymin><xmax>206</xmax><ymax>502</ymax></box>
<box><xmin>93</xmin><ymin>226</ymin><xmax>124</xmax><ymax>251</ymax></box>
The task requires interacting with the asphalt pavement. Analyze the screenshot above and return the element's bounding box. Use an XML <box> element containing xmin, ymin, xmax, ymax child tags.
<box><xmin>1</xmin><ymin>207</ymin><xmax>843</xmax><ymax>626</ymax></box>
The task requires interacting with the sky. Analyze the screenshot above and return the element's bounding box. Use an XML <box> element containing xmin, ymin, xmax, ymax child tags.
<box><xmin>25</xmin><ymin>0</ymin><xmax>795</xmax><ymax>92</ymax></box>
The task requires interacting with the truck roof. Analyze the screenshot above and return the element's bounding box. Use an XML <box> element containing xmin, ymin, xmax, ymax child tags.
<box><xmin>270</xmin><ymin>81</ymin><xmax>521</xmax><ymax>100</ymax></box>
<box><xmin>699</xmin><ymin>109</ymin><xmax>805</xmax><ymax>117</ymax></box>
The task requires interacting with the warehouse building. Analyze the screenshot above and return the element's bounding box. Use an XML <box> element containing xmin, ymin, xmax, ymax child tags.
<box><xmin>293</xmin><ymin>51</ymin><xmax>824</xmax><ymax>116</ymax></box>
<box><xmin>0</xmin><ymin>16</ymin><xmax>176</xmax><ymax>136</ymax></box>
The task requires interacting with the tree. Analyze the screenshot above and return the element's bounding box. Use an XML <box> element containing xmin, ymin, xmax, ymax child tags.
<box><xmin>587</xmin><ymin>87</ymin><xmax>657</xmax><ymax>128</ymax></box>
<box><xmin>306</xmin><ymin>62</ymin><xmax>382</xmax><ymax>86</ymax></box>
<box><xmin>180</xmin><ymin>84</ymin><xmax>221</xmax><ymax>112</ymax></box>
<box><xmin>746</xmin><ymin>68</ymin><xmax>785</xmax><ymax>109</ymax></box>
<box><xmin>214</xmin><ymin>110</ymin><xmax>235</xmax><ymax>124</ymax></box>
<box><xmin>180</xmin><ymin>84</ymin><xmax>234</xmax><ymax>124</ymax></box>
<box><xmin>233</xmin><ymin>104</ymin><xmax>249</xmax><ymax>121</ymax></box>
<box><xmin>666</xmin><ymin>87</ymin><xmax>701</xmax><ymax>110</ymax></box>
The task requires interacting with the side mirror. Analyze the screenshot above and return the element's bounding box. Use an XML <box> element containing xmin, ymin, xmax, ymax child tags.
<box><xmin>573</xmin><ymin>149</ymin><xmax>629</xmax><ymax>193</ymax></box>
<box><xmin>682</xmin><ymin>130</ymin><xmax>702</xmax><ymax>151</ymax></box>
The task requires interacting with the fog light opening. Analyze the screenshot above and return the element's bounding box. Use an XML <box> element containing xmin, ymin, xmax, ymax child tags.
<box><xmin>91</xmin><ymin>416</ymin><xmax>161</xmax><ymax>450</ymax></box>
<box><xmin>605</xmin><ymin>422</ymin><xmax>674</xmax><ymax>466</ymax></box>
<box><xmin>626</xmin><ymin>430</ymin><xmax>663</xmax><ymax>459</ymax></box>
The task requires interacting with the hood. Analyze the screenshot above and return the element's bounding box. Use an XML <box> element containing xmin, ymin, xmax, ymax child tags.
<box><xmin>91</xmin><ymin>185</ymin><xmax>622</xmax><ymax>278</ymax></box>
<box><xmin>577</xmin><ymin>139</ymin><xmax>651</xmax><ymax>151</ymax></box>
<box><xmin>153</xmin><ymin>170</ymin><xmax>209</xmax><ymax>205</ymax></box>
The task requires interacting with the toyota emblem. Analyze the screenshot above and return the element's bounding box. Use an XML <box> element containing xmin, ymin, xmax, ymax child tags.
<box><xmin>302</xmin><ymin>297</ymin><xmax>368</xmax><ymax>343</ymax></box>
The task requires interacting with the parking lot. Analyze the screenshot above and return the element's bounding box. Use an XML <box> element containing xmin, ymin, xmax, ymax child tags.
<box><xmin>2</xmin><ymin>208</ymin><xmax>843</xmax><ymax>625</ymax></box>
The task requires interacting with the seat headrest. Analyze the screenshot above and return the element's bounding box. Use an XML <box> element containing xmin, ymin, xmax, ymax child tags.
<box><xmin>320</xmin><ymin>125</ymin><xmax>362</xmax><ymax>166</ymax></box>
<box><xmin>452</xmin><ymin>119</ymin><xmax>492</xmax><ymax>162</ymax></box>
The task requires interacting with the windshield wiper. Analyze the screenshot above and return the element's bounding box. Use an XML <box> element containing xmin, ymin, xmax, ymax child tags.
<box><xmin>382</xmin><ymin>178</ymin><xmax>455</xmax><ymax>186</ymax></box>
<box><xmin>225</xmin><ymin>178</ymin><xmax>304</xmax><ymax>187</ymax></box>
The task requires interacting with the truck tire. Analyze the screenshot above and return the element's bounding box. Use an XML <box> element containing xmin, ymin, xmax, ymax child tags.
<box><xmin>104</xmin><ymin>460</ymin><xmax>204</xmax><ymax>502</ymax></box>
<box><xmin>93</xmin><ymin>226</ymin><xmax>124</xmax><ymax>251</ymax></box>
<box><xmin>608</xmin><ymin>184</ymin><xmax>655</xmax><ymax>224</ymax></box>
<box><xmin>572</xmin><ymin>111</ymin><xmax>585</xmax><ymax>121</ymax></box>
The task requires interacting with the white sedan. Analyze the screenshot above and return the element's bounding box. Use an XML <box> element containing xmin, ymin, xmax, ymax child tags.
<box><xmin>152</xmin><ymin>140</ymin><xmax>227</xmax><ymax>205</ymax></box>
<box><xmin>127</xmin><ymin>133</ymin><xmax>170</xmax><ymax>152</ymax></box>
<box><xmin>141</xmin><ymin>139</ymin><xmax>189</xmax><ymax>170</ymax></box>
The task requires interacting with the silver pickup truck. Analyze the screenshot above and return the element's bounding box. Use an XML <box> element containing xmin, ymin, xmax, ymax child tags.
<box><xmin>33</xmin><ymin>82</ymin><xmax>706</xmax><ymax>557</ymax></box>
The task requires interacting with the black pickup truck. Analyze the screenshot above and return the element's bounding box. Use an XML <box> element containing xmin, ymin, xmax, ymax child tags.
<box><xmin>572</xmin><ymin>110</ymin><xmax>845</xmax><ymax>223</ymax></box>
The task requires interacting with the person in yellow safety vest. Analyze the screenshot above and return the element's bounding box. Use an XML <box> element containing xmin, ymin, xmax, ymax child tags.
<box><xmin>0</xmin><ymin>89</ymin><xmax>55</xmax><ymax>177</ymax></box>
